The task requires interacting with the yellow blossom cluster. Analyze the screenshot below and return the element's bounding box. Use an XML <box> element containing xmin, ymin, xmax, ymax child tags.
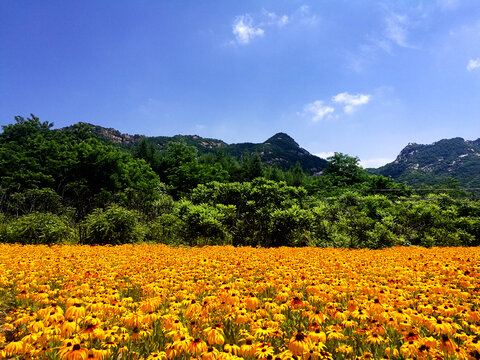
<box><xmin>0</xmin><ymin>244</ymin><xmax>479</xmax><ymax>360</ymax></box>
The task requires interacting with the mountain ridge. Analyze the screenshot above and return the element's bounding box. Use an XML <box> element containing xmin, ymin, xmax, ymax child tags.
<box><xmin>372</xmin><ymin>136</ymin><xmax>480</xmax><ymax>187</ymax></box>
<box><xmin>63</xmin><ymin>123</ymin><xmax>327</xmax><ymax>175</ymax></box>
<box><xmin>64</xmin><ymin>123</ymin><xmax>480</xmax><ymax>185</ymax></box>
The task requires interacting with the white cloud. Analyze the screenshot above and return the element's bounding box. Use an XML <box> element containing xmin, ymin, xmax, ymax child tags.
<box><xmin>314</xmin><ymin>151</ymin><xmax>335</xmax><ymax>159</ymax></box>
<box><xmin>262</xmin><ymin>9</ymin><xmax>289</xmax><ymax>27</ymax></box>
<box><xmin>232</xmin><ymin>15</ymin><xmax>264</xmax><ymax>45</ymax></box>
<box><xmin>359</xmin><ymin>158</ymin><xmax>394</xmax><ymax>168</ymax></box>
<box><xmin>231</xmin><ymin>6</ymin><xmax>316</xmax><ymax>45</ymax></box>
<box><xmin>384</xmin><ymin>13</ymin><xmax>410</xmax><ymax>48</ymax></box>
<box><xmin>295</xmin><ymin>5</ymin><xmax>318</xmax><ymax>25</ymax></box>
<box><xmin>332</xmin><ymin>92</ymin><xmax>371</xmax><ymax>114</ymax></box>
<box><xmin>303</xmin><ymin>100</ymin><xmax>335</xmax><ymax>122</ymax></box>
<box><xmin>467</xmin><ymin>58</ymin><xmax>480</xmax><ymax>71</ymax></box>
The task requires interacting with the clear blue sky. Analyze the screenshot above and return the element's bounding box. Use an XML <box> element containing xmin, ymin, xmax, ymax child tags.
<box><xmin>1</xmin><ymin>0</ymin><xmax>480</xmax><ymax>167</ymax></box>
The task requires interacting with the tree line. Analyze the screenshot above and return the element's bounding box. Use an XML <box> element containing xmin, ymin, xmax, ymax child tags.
<box><xmin>1</xmin><ymin>115</ymin><xmax>479</xmax><ymax>248</ymax></box>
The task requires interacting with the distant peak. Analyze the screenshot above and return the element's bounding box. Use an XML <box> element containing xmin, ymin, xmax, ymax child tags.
<box><xmin>264</xmin><ymin>133</ymin><xmax>299</xmax><ymax>148</ymax></box>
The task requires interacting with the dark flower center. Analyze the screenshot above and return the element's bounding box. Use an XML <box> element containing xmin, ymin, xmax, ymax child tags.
<box><xmin>295</xmin><ymin>332</ymin><xmax>306</xmax><ymax>341</ymax></box>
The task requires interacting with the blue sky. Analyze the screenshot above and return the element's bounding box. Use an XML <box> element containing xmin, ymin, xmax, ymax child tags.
<box><xmin>1</xmin><ymin>0</ymin><xmax>480</xmax><ymax>167</ymax></box>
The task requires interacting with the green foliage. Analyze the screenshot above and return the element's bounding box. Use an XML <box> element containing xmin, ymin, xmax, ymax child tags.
<box><xmin>269</xmin><ymin>205</ymin><xmax>314</xmax><ymax>247</ymax></box>
<box><xmin>0</xmin><ymin>115</ymin><xmax>162</xmax><ymax>217</ymax></box>
<box><xmin>240</xmin><ymin>153</ymin><xmax>264</xmax><ymax>181</ymax></box>
<box><xmin>6</xmin><ymin>188</ymin><xmax>62</xmax><ymax>216</ymax></box>
<box><xmin>82</xmin><ymin>205</ymin><xmax>143</xmax><ymax>245</ymax></box>
<box><xmin>1</xmin><ymin>116</ymin><xmax>480</xmax><ymax>249</ymax></box>
<box><xmin>156</xmin><ymin>142</ymin><xmax>229</xmax><ymax>198</ymax></box>
<box><xmin>323</xmin><ymin>152</ymin><xmax>367</xmax><ymax>186</ymax></box>
<box><xmin>374</xmin><ymin>137</ymin><xmax>480</xmax><ymax>187</ymax></box>
<box><xmin>174</xmin><ymin>200</ymin><xmax>236</xmax><ymax>246</ymax></box>
<box><xmin>4</xmin><ymin>212</ymin><xmax>73</xmax><ymax>244</ymax></box>
<box><xmin>145</xmin><ymin>214</ymin><xmax>185</xmax><ymax>245</ymax></box>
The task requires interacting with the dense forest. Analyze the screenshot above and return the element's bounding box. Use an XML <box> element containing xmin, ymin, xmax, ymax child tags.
<box><xmin>1</xmin><ymin>115</ymin><xmax>479</xmax><ymax>248</ymax></box>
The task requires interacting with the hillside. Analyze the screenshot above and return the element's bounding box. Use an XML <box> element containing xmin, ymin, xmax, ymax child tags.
<box><xmin>67</xmin><ymin>123</ymin><xmax>327</xmax><ymax>174</ymax></box>
<box><xmin>372</xmin><ymin>137</ymin><xmax>480</xmax><ymax>187</ymax></box>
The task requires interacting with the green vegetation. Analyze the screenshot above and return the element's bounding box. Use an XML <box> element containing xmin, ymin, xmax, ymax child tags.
<box><xmin>1</xmin><ymin>115</ymin><xmax>480</xmax><ymax>248</ymax></box>
<box><xmin>373</xmin><ymin>137</ymin><xmax>480</xmax><ymax>187</ymax></box>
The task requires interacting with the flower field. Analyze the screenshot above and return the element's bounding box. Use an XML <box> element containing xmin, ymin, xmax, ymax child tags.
<box><xmin>0</xmin><ymin>245</ymin><xmax>479</xmax><ymax>360</ymax></box>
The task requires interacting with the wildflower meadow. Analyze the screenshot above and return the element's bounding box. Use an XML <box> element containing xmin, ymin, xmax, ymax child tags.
<box><xmin>0</xmin><ymin>244</ymin><xmax>479</xmax><ymax>359</ymax></box>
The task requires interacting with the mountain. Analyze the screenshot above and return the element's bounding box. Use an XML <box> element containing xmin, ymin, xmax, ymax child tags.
<box><xmin>65</xmin><ymin>123</ymin><xmax>327</xmax><ymax>174</ymax></box>
<box><xmin>372</xmin><ymin>137</ymin><xmax>480</xmax><ymax>187</ymax></box>
<box><xmin>226</xmin><ymin>133</ymin><xmax>327</xmax><ymax>174</ymax></box>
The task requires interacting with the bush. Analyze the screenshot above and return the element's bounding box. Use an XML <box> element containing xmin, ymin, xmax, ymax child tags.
<box><xmin>0</xmin><ymin>213</ymin><xmax>6</xmax><ymax>242</ymax></box>
<box><xmin>82</xmin><ymin>205</ymin><xmax>143</xmax><ymax>245</ymax></box>
<box><xmin>365</xmin><ymin>223</ymin><xmax>401</xmax><ymax>249</ymax></box>
<box><xmin>5</xmin><ymin>212</ymin><xmax>73</xmax><ymax>244</ymax></box>
<box><xmin>144</xmin><ymin>213</ymin><xmax>185</xmax><ymax>245</ymax></box>
<box><xmin>175</xmin><ymin>200</ymin><xmax>235</xmax><ymax>246</ymax></box>
<box><xmin>268</xmin><ymin>205</ymin><xmax>314</xmax><ymax>247</ymax></box>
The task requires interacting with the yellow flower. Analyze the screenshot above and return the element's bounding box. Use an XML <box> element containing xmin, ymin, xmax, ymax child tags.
<box><xmin>60</xmin><ymin>344</ymin><xmax>88</xmax><ymax>360</ymax></box>
<box><xmin>289</xmin><ymin>332</ymin><xmax>312</xmax><ymax>356</ymax></box>
<box><xmin>65</xmin><ymin>304</ymin><xmax>86</xmax><ymax>320</ymax></box>
<box><xmin>365</xmin><ymin>332</ymin><xmax>386</xmax><ymax>345</ymax></box>
<box><xmin>204</xmin><ymin>324</ymin><xmax>225</xmax><ymax>345</ymax></box>
<box><xmin>146</xmin><ymin>351</ymin><xmax>167</xmax><ymax>360</ymax></box>
<box><xmin>187</xmin><ymin>338</ymin><xmax>208</xmax><ymax>355</ymax></box>
<box><xmin>202</xmin><ymin>346</ymin><xmax>220</xmax><ymax>360</ymax></box>
<box><xmin>255</xmin><ymin>343</ymin><xmax>275</xmax><ymax>359</ymax></box>
<box><xmin>335</xmin><ymin>345</ymin><xmax>353</xmax><ymax>354</ymax></box>
<box><xmin>440</xmin><ymin>334</ymin><xmax>457</xmax><ymax>355</ymax></box>
<box><xmin>239</xmin><ymin>338</ymin><xmax>257</xmax><ymax>357</ymax></box>
<box><xmin>4</xmin><ymin>341</ymin><xmax>25</xmax><ymax>357</ymax></box>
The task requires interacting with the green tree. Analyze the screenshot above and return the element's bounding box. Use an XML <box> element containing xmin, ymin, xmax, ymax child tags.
<box><xmin>323</xmin><ymin>152</ymin><xmax>366</xmax><ymax>186</ymax></box>
<box><xmin>241</xmin><ymin>154</ymin><xmax>263</xmax><ymax>181</ymax></box>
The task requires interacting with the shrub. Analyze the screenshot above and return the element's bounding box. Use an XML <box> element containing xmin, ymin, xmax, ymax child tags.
<box><xmin>175</xmin><ymin>200</ymin><xmax>235</xmax><ymax>246</ymax></box>
<box><xmin>82</xmin><ymin>205</ymin><xmax>143</xmax><ymax>245</ymax></box>
<box><xmin>5</xmin><ymin>212</ymin><xmax>73</xmax><ymax>244</ymax></box>
<box><xmin>0</xmin><ymin>213</ymin><xmax>6</xmax><ymax>242</ymax></box>
<box><xmin>268</xmin><ymin>205</ymin><xmax>314</xmax><ymax>247</ymax></box>
<box><xmin>365</xmin><ymin>223</ymin><xmax>401</xmax><ymax>249</ymax></box>
<box><xmin>144</xmin><ymin>213</ymin><xmax>185</xmax><ymax>245</ymax></box>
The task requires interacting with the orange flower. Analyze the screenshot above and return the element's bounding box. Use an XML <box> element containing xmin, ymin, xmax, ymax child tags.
<box><xmin>440</xmin><ymin>335</ymin><xmax>456</xmax><ymax>355</ymax></box>
<box><xmin>202</xmin><ymin>346</ymin><xmax>220</xmax><ymax>360</ymax></box>
<box><xmin>204</xmin><ymin>324</ymin><xmax>225</xmax><ymax>345</ymax></box>
<box><xmin>289</xmin><ymin>332</ymin><xmax>312</xmax><ymax>355</ymax></box>
<box><xmin>60</xmin><ymin>344</ymin><xmax>88</xmax><ymax>360</ymax></box>
<box><xmin>65</xmin><ymin>304</ymin><xmax>86</xmax><ymax>320</ymax></box>
<box><xmin>187</xmin><ymin>338</ymin><xmax>208</xmax><ymax>355</ymax></box>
